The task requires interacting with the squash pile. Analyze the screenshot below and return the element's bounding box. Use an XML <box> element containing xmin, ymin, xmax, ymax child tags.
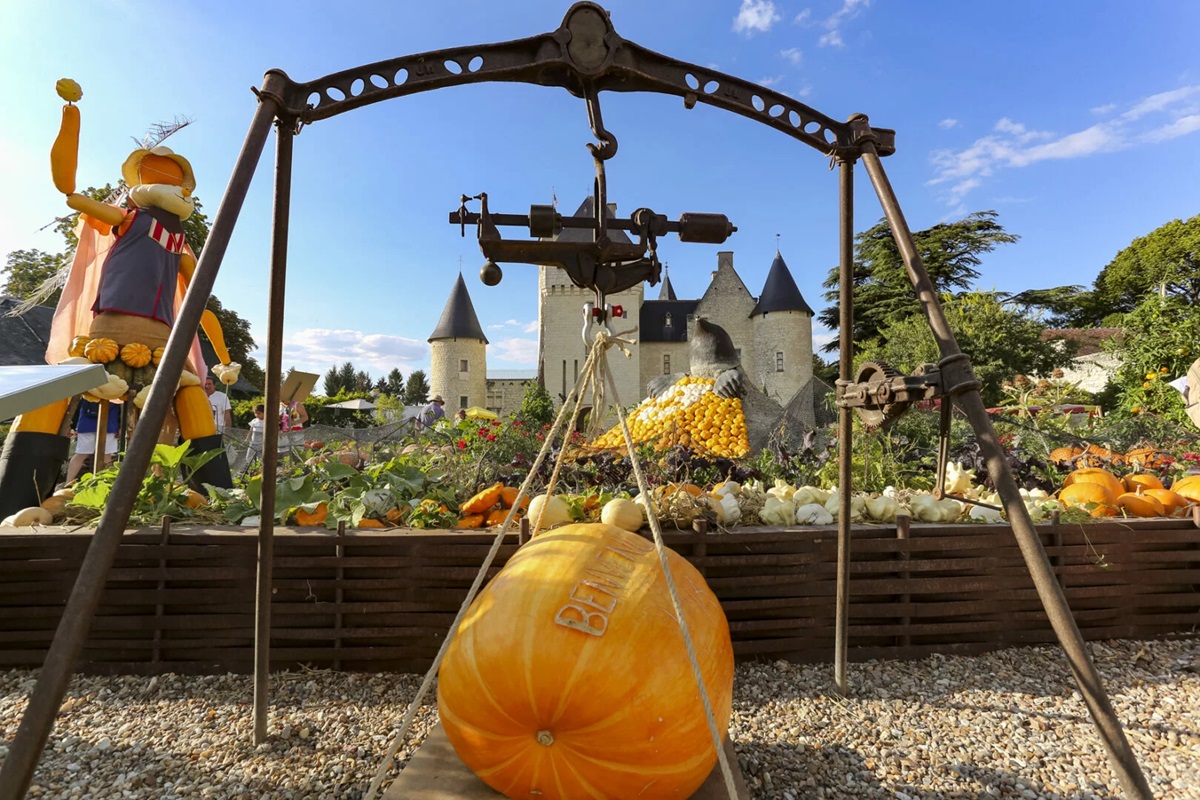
<box><xmin>589</xmin><ymin>376</ymin><xmax>749</xmax><ymax>458</ymax></box>
<box><xmin>455</xmin><ymin>483</ymin><xmax>529</xmax><ymax>529</ymax></box>
<box><xmin>1048</xmin><ymin>443</ymin><xmax>1173</xmax><ymax>471</ymax></box>
<box><xmin>1055</xmin><ymin>466</ymin><xmax>1196</xmax><ymax>519</ymax></box>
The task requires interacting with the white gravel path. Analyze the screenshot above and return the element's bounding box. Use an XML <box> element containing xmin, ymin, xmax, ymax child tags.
<box><xmin>0</xmin><ymin>637</ymin><xmax>1196</xmax><ymax>799</ymax></box>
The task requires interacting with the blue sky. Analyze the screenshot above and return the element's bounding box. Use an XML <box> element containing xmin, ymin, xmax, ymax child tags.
<box><xmin>3</xmin><ymin>1</ymin><xmax>1198</xmax><ymax>386</ymax></box>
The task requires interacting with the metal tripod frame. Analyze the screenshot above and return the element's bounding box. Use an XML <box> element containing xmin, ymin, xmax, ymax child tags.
<box><xmin>0</xmin><ymin>3</ymin><xmax>1153</xmax><ymax>798</ymax></box>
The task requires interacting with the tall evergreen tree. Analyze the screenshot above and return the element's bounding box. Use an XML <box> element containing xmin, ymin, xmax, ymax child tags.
<box><xmin>403</xmin><ymin>370</ymin><xmax>430</xmax><ymax>406</ymax></box>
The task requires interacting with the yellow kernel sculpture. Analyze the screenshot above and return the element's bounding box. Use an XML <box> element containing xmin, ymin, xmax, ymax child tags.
<box><xmin>590</xmin><ymin>376</ymin><xmax>750</xmax><ymax>458</ymax></box>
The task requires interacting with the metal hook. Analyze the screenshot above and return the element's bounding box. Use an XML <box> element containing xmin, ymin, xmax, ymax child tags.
<box><xmin>584</xmin><ymin>84</ymin><xmax>618</xmax><ymax>162</ymax></box>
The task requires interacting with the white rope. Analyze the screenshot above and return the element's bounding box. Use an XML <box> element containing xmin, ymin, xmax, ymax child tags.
<box><xmin>599</xmin><ymin>349</ymin><xmax>740</xmax><ymax>800</ymax></box>
<box><xmin>363</xmin><ymin>344</ymin><xmax>602</xmax><ymax>799</ymax></box>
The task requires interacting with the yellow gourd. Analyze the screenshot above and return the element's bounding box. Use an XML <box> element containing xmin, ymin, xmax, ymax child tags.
<box><xmin>175</xmin><ymin>385</ymin><xmax>216</xmax><ymax>440</ymax></box>
<box><xmin>455</xmin><ymin>513</ymin><xmax>486</xmax><ymax>529</ymax></box>
<box><xmin>83</xmin><ymin>337</ymin><xmax>119</xmax><ymax>364</ymax></box>
<box><xmin>68</xmin><ymin>336</ymin><xmax>91</xmax><ymax>357</ymax></box>
<box><xmin>151</xmin><ymin>346</ymin><xmax>165</xmax><ymax>365</ymax></box>
<box><xmin>120</xmin><ymin>342</ymin><xmax>152</xmax><ymax>368</ymax></box>
<box><xmin>527</xmin><ymin>494</ymin><xmax>571</xmax><ymax>530</ymax></box>
<box><xmin>51</xmin><ymin>95</ymin><xmax>80</xmax><ymax>194</ymax></box>
<box><xmin>461</xmin><ymin>482</ymin><xmax>504</xmax><ymax>515</ymax></box>
<box><xmin>600</xmin><ymin>497</ymin><xmax>644</xmax><ymax>532</ymax></box>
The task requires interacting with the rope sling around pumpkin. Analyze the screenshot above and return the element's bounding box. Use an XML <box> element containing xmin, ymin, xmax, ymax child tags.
<box><xmin>369</xmin><ymin>330</ymin><xmax>744</xmax><ymax>800</ymax></box>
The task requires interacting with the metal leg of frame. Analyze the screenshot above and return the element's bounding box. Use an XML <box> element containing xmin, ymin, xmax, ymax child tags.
<box><xmin>254</xmin><ymin>118</ymin><xmax>295</xmax><ymax>745</ymax></box>
<box><xmin>855</xmin><ymin>129</ymin><xmax>1153</xmax><ymax>800</ymax></box>
<box><xmin>834</xmin><ymin>154</ymin><xmax>854</xmax><ymax>695</ymax></box>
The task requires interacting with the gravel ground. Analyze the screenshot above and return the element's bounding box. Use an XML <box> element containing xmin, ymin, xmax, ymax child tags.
<box><xmin>0</xmin><ymin>638</ymin><xmax>1196</xmax><ymax>799</ymax></box>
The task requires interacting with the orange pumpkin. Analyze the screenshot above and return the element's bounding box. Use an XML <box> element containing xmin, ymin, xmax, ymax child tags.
<box><xmin>438</xmin><ymin>523</ymin><xmax>734</xmax><ymax>800</ymax></box>
<box><xmin>356</xmin><ymin>518</ymin><xmax>385</xmax><ymax>529</ymax></box>
<box><xmin>455</xmin><ymin>513</ymin><xmax>486</xmax><ymax>529</ymax></box>
<box><xmin>461</xmin><ymin>482</ymin><xmax>504</xmax><ymax>515</ymax></box>
<box><xmin>83</xmin><ymin>337</ymin><xmax>119</xmax><ymax>364</ymax></box>
<box><xmin>295</xmin><ymin>503</ymin><xmax>328</xmax><ymax>527</ymax></box>
<box><xmin>1169</xmin><ymin>479</ymin><xmax>1200</xmax><ymax>505</ymax></box>
<box><xmin>485</xmin><ymin>507</ymin><xmax>513</xmax><ymax>527</ymax></box>
<box><xmin>1169</xmin><ymin>474</ymin><xmax>1200</xmax><ymax>494</ymax></box>
<box><xmin>119</xmin><ymin>342</ymin><xmax>153</xmax><ymax>368</ymax></box>
<box><xmin>500</xmin><ymin>485</ymin><xmax>530</xmax><ymax>511</ymax></box>
<box><xmin>1048</xmin><ymin>446</ymin><xmax>1082</xmax><ymax>465</ymax></box>
<box><xmin>1115</xmin><ymin>492</ymin><xmax>1165</xmax><ymax>518</ymax></box>
<box><xmin>1123</xmin><ymin>474</ymin><xmax>1164</xmax><ymax>493</ymax></box>
<box><xmin>1062</xmin><ymin>468</ymin><xmax>1124</xmax><ymax>502</ymax></box>
<box><xmin>1144</xmin><ymin>489</ymin><xmax>1189</xmax><ymax>517</ymax></box>
<box><xmin>1059</xmin><ymin>482</ymin><xmax>1117</xmax><ymax>517</ymax></box>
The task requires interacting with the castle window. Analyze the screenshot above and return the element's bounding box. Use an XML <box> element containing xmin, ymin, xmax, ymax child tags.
<box><xmin>459</xmin><ymin>395</ymin><xmax>468</xmax><ymax>408</ymax></box>
<box><xmin>663</xmin><ymin>354</ymin><xmax>671</xmax><ymax>374</ymax></box>
<box><xmin>562</xmin><ymin>360</ymin><xmax>567</xmax><ymax>398</ymax></box>
<box><xmin>574</xmin><ymin>359</ymin><xmax>579</xmax><ymax>383</ymax></box>
<box><xmin>459</xmin><ymin>359</ymin><xmax>469</xmax><ymax>372</ymax></box>
<box><xmin>776</xmin><ymin>351</ymin><xmax>784</xmax><ymax>372</ymax></box>
<box><xmin>664</xmin><ymin>312</ymin><xmax>673</xmax><ymax>328</ymax></box>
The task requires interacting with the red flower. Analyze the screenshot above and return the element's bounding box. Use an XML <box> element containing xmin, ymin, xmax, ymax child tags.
<box><xmin>456</xmin><ymin>439</ymin><xmax>467</xmax><ymax>450</ymax></box>
<box><xmin>486</xmin><ymin>434</ymin><xmax>497</xmax><ymax>442</ymax></box>
<box><xmin>478</xmin><ymin>427</ymin><xmax>490</xmax><ymax>436</ymax></box>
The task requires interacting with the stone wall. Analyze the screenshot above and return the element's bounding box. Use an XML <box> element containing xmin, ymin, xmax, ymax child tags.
<box><xmin>751</xmin><ymin>309</ymin><xmax>814</xmax><ymax>405</ymax></box>
<box><xmin>485</xmin><ymin>378</ymin><xmax>533</xmax><ymax>416</ymax></box>
<box><xmin>430</xmin><ymin>338</ymin><xmax>486</xmax><ymax>417</ymax></box>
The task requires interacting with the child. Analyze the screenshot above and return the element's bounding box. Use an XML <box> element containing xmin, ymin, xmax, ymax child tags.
<box><xmin>247</xmin><ymin>404</ymin><xmax>266</xmax><ymax>459</ymax></box>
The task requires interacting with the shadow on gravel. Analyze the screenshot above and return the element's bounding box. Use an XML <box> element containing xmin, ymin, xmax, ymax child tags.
<box><xmin>733</xmin><ymin>740</ymin><xmax>1123</xmax><ymax>800</ymax></box>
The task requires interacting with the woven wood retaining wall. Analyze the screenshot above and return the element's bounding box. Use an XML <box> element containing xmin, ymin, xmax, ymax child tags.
<box><xmin>1</xmin><ymin>519</ymin><xmax>1197</xmax><ymax>675</ymax></box>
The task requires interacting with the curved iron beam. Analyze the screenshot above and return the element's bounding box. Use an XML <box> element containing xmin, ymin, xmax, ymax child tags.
<box><xmin>281</xmin><ymin>2</ymin><xmax>893</xmax><ymax>158</ymax></box>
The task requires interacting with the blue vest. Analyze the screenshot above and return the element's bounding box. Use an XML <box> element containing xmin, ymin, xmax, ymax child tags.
<box><xmin>93</xmin><ymin>206</ymin><xmax>186</xmax><ymax>326</ymax></box>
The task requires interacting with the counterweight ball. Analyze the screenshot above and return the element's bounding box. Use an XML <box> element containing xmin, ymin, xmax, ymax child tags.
<box><xmin>480</xmin><ymin>259</ymin><xmax>503</xmax><ymax>286</ymax></box>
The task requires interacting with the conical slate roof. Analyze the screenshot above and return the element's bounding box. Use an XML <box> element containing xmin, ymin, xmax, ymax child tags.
<box><xmin>428</xmin><ymin>274</ymin><xmax>488</xmax><ymax>343</ymax></box>
<box><xmin>657</xmin><ymin>271</ymin><xmax>678</xmax><ymax>301</ymax></box>
<box><xmin>750</xmin><ymin>252</ymin><xmax>813</xmax><ymax>316</ymax></box>
<box><xmin>555</xmin><ymin>196</ymin><xmax>633</xmax><ymax>245</ymax></box>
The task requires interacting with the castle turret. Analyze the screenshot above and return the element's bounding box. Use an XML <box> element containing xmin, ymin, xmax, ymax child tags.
<box><xmin>538</xmin><ymin>197</ymin><xmax>642</xmax><ymax>411</ymax></box>
<box><xmin>749</xmin><ymin>251</ymin><xmax>814</xmax><ymax>408</ymax></box>
<box><xmin>429</xmin><ymin>274</ymin><xmax>488</xmax><ymax>417</ymax></box>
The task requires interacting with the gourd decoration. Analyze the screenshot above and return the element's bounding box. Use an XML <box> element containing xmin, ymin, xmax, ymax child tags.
<box><xmin>83</xmin><ymin>337</ymin><xmax>119</xmax><ymax>364</ymax></box>
<box><xmin>461</xmin><ymin>482</ymin><xmax>504</xmax><ymax>515</ymax></box>
<box><xmin>120</xmin><ymin>342</ymin><xmax>153</xmax><ymax>368</ymax></box>
<box><xmin>68</xmin><ymin>335</ymin><xmax>91</xmax><ymax>358</ymax></box>
<box><xmin>151</xmin><ymin>346</ymin><xmax>165</xmax><ymax>365</ymax></box>
<box><xmin>437</xmin><ymin>523</ymin><xmax>735</xmax><ymax>800</ymax></box>
<box><xmin>1058</xmin><ymin>482</ymin><xmax>1117</xmax><ymax>517</ymax></box>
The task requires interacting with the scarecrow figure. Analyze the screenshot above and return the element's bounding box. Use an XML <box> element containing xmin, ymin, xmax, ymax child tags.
<box><xmin>0</xmin><ymin>80</ymin><xmax>236</xmax><ymax>516</ymax></box>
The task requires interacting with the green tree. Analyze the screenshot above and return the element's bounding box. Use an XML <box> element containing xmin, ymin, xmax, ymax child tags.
<box><xmin>322</xmin><ymin>365</ymin><xmax>343</xmax><ymax>396</ymax></box>
<box><xmin>857</xmin><ymin>291</ymin><xmax>1073</xmax><ymax>406</ymax></box>
<box><xmin>819</xmin><ymin>211</ymin><xmax>1019</xmax><ymax>353</ymax></box>
<box><xmin>383</xmin><ymin>367</ymin><xmax>405</xmax><ymax>396</ymax></box>
<box><xmin>517</xmin><ymin>381</ymin><xmax>555</xmax><ymax>428</ymax></box>
<box><xmin>355</xmin><ymin>369</ymin><xmax>373</xmax><ymax>393</ymax></box>
<box><xmin>1095</xmin><ymin>214</ymin><xmax>1200</xmax><ymax>310</ymax></box>
<box><xmin>2</xmin><ymin>249</ymin><xmax>66</xmax><ymax>306</ymax></box>
<box><xmin>403</xmin><ymin>370</ymin><xmax>430</xmax><ymax>406</ymax></box>
<box><xmin>1104</xmin><ymin>295</ymin><xmax>1200</xmax><ymax>423</ymax></box>
<box><xmin>337</xmin><ymin>362</ymin><xmax>356</xmax><ymax>393</ymax></box>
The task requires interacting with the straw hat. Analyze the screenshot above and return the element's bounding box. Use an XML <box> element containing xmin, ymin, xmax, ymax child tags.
<box><xmin>121</xmin><ymin>145</ymin><xmax>196</xmax><ymax>192</ymax></box>
<box><xmin>431</xmin><ymin>394</ymin><xmax>445</xmax><ymax>404</ymax></box>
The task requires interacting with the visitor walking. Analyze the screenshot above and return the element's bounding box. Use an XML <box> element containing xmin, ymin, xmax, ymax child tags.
<box><xmin>66</xmin><ymin>399</ymin><xmax>120</xmax><ymax>483</ymax></box>
<box><xmin>205</xmin><ymin>376</ymin><xmax>232</xmax><ymax>434</ymax></box>
<box><xmin>418</xmin><ymin>394</ymin><xmax>446</xmax><ymax>430</ymax></box>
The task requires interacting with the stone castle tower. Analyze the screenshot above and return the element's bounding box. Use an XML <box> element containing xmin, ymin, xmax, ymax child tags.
<box><xmin>428</xmin><ymin>273</ymin><xmax>488</xmax><ymax>417</ymax></box>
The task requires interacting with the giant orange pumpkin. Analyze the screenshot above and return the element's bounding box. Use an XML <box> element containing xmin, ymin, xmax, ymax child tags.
<box><xmin>437</xmin><ymin>523</ymin><xmax>734</xmax><ymax>800</ymax></box>
<box><xmin>1062</xmin><ymin>468</ymin><xmax>1124</xmax><ymax>502</ymax></box>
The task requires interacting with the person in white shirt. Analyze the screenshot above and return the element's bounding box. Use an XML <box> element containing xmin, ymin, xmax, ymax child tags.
<box><xmin>205</xmin><ymin>376</ymin><xmax>232</xmax><ymax>434</ymax></box>
<box><xmin>247</xmin><ymin>404</ymin><xmax>265</xmax><ymax>460</ymax></box>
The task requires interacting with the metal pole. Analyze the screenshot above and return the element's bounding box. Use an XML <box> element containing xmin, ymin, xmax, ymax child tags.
<box><xmin>834</xmin><ymin>153</ymin><xmax>854</xmax><ymax>695</ymax></box>
<box><xmin>254</xmin><ymin>116</ymin><xmax>294</xmax><ymax>745</ymax></box>
<box><xmin>93</xmin><ymin>401</ymin><xmax>109</xmax><ymax>475</ymax></box>
<box><xmin>854</xmin><ymin>122</ymin><xmax>1154</xmax><ymax>800</ymax></box>
<box><xmin>0</xmin><ymin>77</ymin><xmax>281</xmax><ymax>800</ymax></box>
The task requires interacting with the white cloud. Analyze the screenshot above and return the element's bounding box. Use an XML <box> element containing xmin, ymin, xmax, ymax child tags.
<box><xmin>488</xmin><ymin>337</ymin><xmax>539</xmax><ymax>366</ymax></box>
<box><xmin>928</xmin><ymin>84</ymin><xmax>1200</xmax><ymax>205</ymax></box>
<box><xmin>816</xmin><ymin>0</ymin><xmax>869</xmax><ymax>48</ymax></box>
<box><xmin>281</xmin><ymin>327</ymin><xmax>428</xmax><ymax>376</ymax></box>
<box><xmin>780</xmin><ymin>47</ymin><xmax>803</xmax><ymax>65</ymax></box>
<box><xmin>793</xmin><ymin>9</ymin><xmax>812</xmax><ymax>25</ymax></box>
<box><xmin>733</xmin><ymin>0</ymin><xmax>781</xmax><ymax>36</ymax></box>
<box><xmin>938</xmin><ymin>118</ymin><xmax>959</xmax><ymax>129</ymax></box>
<box><xmin>1142</xmin><ymin>113</ymin><xmax>1200</xmax><ymax>143</ymax></box>
<box><xmin>794</xmin><ymin>85</ymin><xmax>813</xmax><ymax>98</ymax></box>
<box><xmin>486</xmin><ymin>318</ymin><xmax>538</xmax><ymax>334</ymax></box>
<box><xmin>818</xmin><ymin>30</ymin><xmax>844</xmax><ymax>48</ymax></box>
<box><xmin>758</xmin><ymin>75</ymin><xmax>785</xmax><ymax>88</ymax></box>
<box><xmin>1091</xmin><ymin>102</ymin><xmax>1117</xmax><ymax>115</ymax></box>
<box><xmin>1121</xmin><ymin>85</ymin><xmax>1200</xmax><ymax>121</ymax></box>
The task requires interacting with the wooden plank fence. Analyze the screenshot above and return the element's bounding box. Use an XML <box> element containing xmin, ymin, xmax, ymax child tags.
<box><xmin>0</xmin><ymin>518</ymin><xmax>1197</xmax><ymax>675</ymax></box>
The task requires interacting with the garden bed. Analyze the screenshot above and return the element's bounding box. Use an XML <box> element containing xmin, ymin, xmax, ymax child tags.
<box><xmin>1</xmin><ymin>518</ymin><xmax>1197</xmax><ymax>675</ymax></box>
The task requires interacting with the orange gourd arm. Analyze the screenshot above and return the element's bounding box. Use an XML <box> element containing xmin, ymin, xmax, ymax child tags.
<box><xmin>66</xmin><ymin>193</ymin><xmax>125</xmax><ymax>229</ymax></box>
<box><xmin>199</xmin><ymin>309</ymin><xmax>231</xmax><ymax>365</ymax></box>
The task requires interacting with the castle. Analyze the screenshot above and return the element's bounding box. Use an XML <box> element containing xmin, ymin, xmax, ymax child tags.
<box><xmin>428</xmin><ymin>199</ymin><xmax>816</xmax><ymax>423</ymax></box>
